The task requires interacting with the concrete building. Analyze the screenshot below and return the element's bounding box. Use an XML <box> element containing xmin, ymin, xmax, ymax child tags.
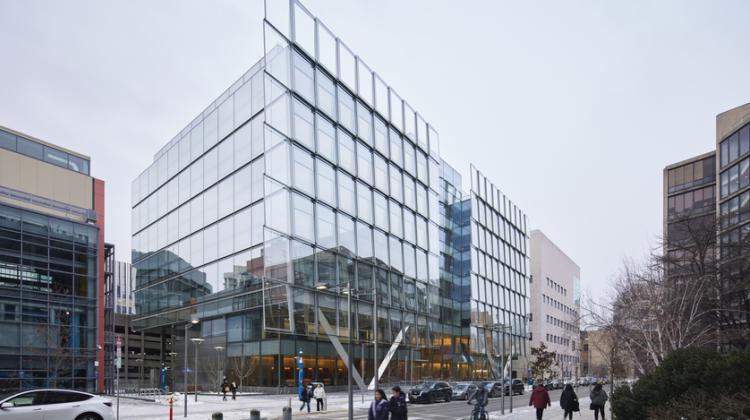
<box><xmin>663</xmin><ymin>102</ymin><xmax>750</xmax><ymax>350</ymax></box>
<box><xmin>130</xmin><ymin>0</ymin><xmax>531</xmax><ymax>390</ymax></box>
<box><xmin>529</xmin><ymin>230</ymin><xmax>580</xmax><ymax>379</ymax></box>
<box><xmin>0</xmin><ymin>125</ymin><xmax>106</xmax><ymax>393</ymax></box>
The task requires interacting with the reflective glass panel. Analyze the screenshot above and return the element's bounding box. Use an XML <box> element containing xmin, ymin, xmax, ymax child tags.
<box><xmin>316</xmin><ymin>159</ymin><xmax>336</xmax><ymax>206</ymax></box>
<box><xmin>316</xmin><ymin>114</ymin><xmax>337</xmax><ymax>162</ymax></box>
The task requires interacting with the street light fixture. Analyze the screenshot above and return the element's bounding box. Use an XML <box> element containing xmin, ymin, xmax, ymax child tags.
<box><xmin>183</xmin><ymin>316</ymin><xmax>199</xmax><ymax>418</ymax></box>
<box><xmin>190</xmin><ymin>338</ymin><xmax>205</xmax><ymax>402</ymax></box>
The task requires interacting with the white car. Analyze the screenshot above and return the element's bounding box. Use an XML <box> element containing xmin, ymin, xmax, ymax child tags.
<box><xmin>0</xmin><ymin>389</ymin><xmax>113</xmax><ymax>420</ymax></box>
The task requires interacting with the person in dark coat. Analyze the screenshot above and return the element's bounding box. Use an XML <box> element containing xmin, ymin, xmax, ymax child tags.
<box><xmin>230</xmin><ymin>381</ymin><xmax>237</xmax><ymax>400</ymax></box>
<box><xmin>389</xmin><ymin>386</ymin><xmax>408</xmax><ymax>420</ymax></box>
<box><xmin>590</xmin><ymin>383</ymin><xmax>608</xmax><ymax>420</ymax></box>
<box><xmin>221</xmin><ymin>378</ymin><xmax>229</xmax><ymax>401</ymax></box>
<box><xmin>559</xmin><ymin>383</ymin><xmax>579</xmax><ymax>420</ymax></box>
<box><xmin>299</xmin><ymin>385</ymin><xmax>312</xmax><ymax>413</ymax></box>
<box><xmin>528</xmin><ymin>380</ymin><xmax>551</xmax><ymax>420</ymax></box>
<box><xmin>368</xmin><ymin>389</ymin><xmax>390</xmax><ymax>420</ymax></box>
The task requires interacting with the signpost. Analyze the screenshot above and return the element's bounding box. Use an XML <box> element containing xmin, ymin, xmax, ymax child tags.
<box><xmin>115</xmin><ymin>335</ymin><xmax>122</xmax><ymax>420</ymax></box>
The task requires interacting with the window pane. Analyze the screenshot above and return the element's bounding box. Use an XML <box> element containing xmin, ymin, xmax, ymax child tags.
<box><xmin>389</xmin><ymin>200</ymin><xmax>403</xmax><ymax>238</ymax></box>
<box><xmin>357</xmin><ymin>143</ymin><xmax>373</xmax><ymax>185</ymax></box>
<box><xmin>0</xmin><ymin>130</ymin><xmax>16</xmax><ymax>151</ymax></box>
<box><xmin>316</xmin><ymin>70</ymin><xmax>337</xmax><ymax>119</ymax></box>
<box><xmin>218</xmin><ymin>135</ymin><xmax>235</xmax><ymax>179</ymax></box>
<box><xmin>17</xmin><ymin>138</ymin><xmax>43</xmax><ymax>160</ymax></box>
<box><xmin>292</xmin><ymin>51</ymin><xmax>314</xmax><ymax>103</ymax></box>
<box><xmin>403</xmin><ymin>141</ymin><xmax>416</xmax><ymax>176</ymax></box>
<box><xmin>374</xmin><ymin>192</ymin><xmax>389</xmax><ymax>231</ymax></box>
<box><xmin>266</xmin><ymin>141</ymin><xmax>290</xmax><ymax>186</ymax></box>
<box><xmin>338</xmin><ymin>86</ymin><xmax>355</xmax><ymax>133</ymax></box>
<box><xmin>234</xmin><ymin>164</ymin><xmax>252</xmax><ymax>210</ymax></box>
<box><xmin>266</xmin><ymin>189</ymin><xmax>290</xmax><ymax>234</ymax></box>
<box><xmin>218</xmin><ymin>177</ymin><xmax>234</xmax><ymax>219</ymax></box>
<box><xmin>403</xmin><ymin>209</ymin><xmax>415</xmax><ymax>244</ymax></box>
<box><xmin>234</xmin><ymin>121</ymin><xmax>253</xmax><ymax>170</ymax></box>
<box><xmin>316</xmin><ymin>159</ymin><xmax>336</xmax><ymax>206</ymax></box>
<box><xmin>292</xmin><ymin>240</ymin><xmax>315</xmax><ymax>288</ymax></box>
<box><xmin>338</xmin><ymin>171</ymin><xmax>356</xmax><ymax>216</ymax></box>
<box><xmin>373</xmin><ymin>117</ymin><xmax>388</xmax><ymax>157</ymax></box>
<box><xmin>292</xmin><ymin>98</ymin><xmax>314</xmax><ymax>150</ymax></box>
<box><xmin>292</xmin><ymin>193</ymin><xmax>315</xmax><ymax>243</ymax></box>
<box><xmin>292</xmin><ymin>146</ymin><xmax>315</xmax><ymax>196</ymax></box>
<box><xmin>218</xmin><ymin>216</ymin><xmax>234</xmax><ymax>257</ymax></box>
<box><xmin>357</xmin><ymin>221</ymin><xmax>373</xmax><ymax>259</ymax></box>
<box><xmin>357</xmin><ymin>102</ymin><xmax>373</xmax><ymax>145</ymax></box>
<box><xmin>358</xmin><ymin>60</ymin><xmax>373</xmax><ymax>104</ymax></box>
<box><xmin>338</xmin><ymin>213</ymin><xmax>356</xmax><ymax>254</ymax></box>
<box><xmin>316</xmin><ymin>203</ymin><xmax>336</xmax><ymax>249</ymax></box>
<box><xmin>374</xmin><ymin>154</ymin><xmax>389</xmax><ymax>194</ymax></box>
<box><xmin>357</xmin><ymin>182</ymin><xmax>372</xmax><ymax>223</ymax></box>
<box><xmin>43</xmin><ymin>146</ymin><xmax>67</xmax><ymax>168</ymax></box>
<box><xmin>218</xmin><ymin>96</ymin><xmax>234</xmax><ymax>140</ymax></box>
<box><xmin>389</xmin><ymin>164</ymin><xmax>402</xmax><ymax>201</ymax></box>
<box><xmin>316</xmin><ymin>114</ymin><xmax>337</xmax><ymax>162</ymax></box>
<box><xmin>373</xmin><ymin>229</ymin><xmax>388</xmax><ymax>267</ymax></box>
<box><xmin>234</xmin><ymin>79</ymin><xmax>253</xmax><ymax>126</ymax></box>
<box><xmin>389</xmin><ymin>236</ymin><xmax>403</xmax><ymax>273</ymax></box>
<box><xmin>338</xmin><ymin>129</ymin><xmax>356</xmax><ymax>174</ymax></box>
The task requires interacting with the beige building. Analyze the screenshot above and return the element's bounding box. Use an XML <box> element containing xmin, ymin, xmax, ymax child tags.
<box><xmin>529</xmin><ymin>230</ymin><xmax>581</xmax><ymax>379</ymax></box>
<box><xmin>0</xmin><ymin>125</ymin><xmax>107</xmax><ymax>393</ymax></box>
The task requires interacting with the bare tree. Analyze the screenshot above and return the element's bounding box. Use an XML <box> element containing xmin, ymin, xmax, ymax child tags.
<box><xmin>227</xmin><ymin>356</ymin><xmax>258</xmax><ymax>388</ymax></box>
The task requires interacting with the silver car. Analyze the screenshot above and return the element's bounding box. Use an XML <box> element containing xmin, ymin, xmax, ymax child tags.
<box><xmin>0</xmin><ymin>389</ymin><xmax>113</xmax><ymax>420</ymax></box>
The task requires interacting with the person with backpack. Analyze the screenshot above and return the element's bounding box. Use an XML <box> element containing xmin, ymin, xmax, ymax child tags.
<box><xmin>590</xmin><ymin>383</ymin><xmax>609</xmax><ymax>420</ymax></box>
<box><xmin>528</xmin><ymin>380</ymin><xmax>551</xmax><ymax>420</ymax></box>
<box><xmin>560</xmin><ymin>383</ymin><xmax>579</xmax><ymax>420</ymax></box>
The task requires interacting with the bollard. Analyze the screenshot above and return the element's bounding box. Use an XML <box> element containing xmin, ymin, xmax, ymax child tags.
<box><xmin>212</xmin><ymin>412</ymin><xmax>223</xmax><ymax>420</ymax></box>
<box><xmin>250</xmin><ymin>409</ymin><xmax>261</xmax><ymax>420</ymax></box>
<box><xmin>282</xmin><ymin>406</ymin><xmax>292</xmax><ymax>420</ymax></box>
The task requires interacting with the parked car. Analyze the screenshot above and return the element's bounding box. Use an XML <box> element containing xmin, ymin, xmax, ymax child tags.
<box><xmin>0</xmin><ymin>389</ymin><xmax>113</xmax><ymax>420</ymax></box>
<box><xmin>503</xmin><ymin>379</ymin><xmax>525</xmax><ymax>395</ymax></box>
<box><xmin>479</xmin><ymin>381</ymin><xmax>504</xmax><ymax>398</ymax></box>
<box><xmin>451</xmin><ymin>383</ymin><xmax>478</xmax><ymax>400</ymax></box>
<box><xmin>408</xmin><ymin>382</ymin><xmax>452</xmax><ymax>403</ymax></box>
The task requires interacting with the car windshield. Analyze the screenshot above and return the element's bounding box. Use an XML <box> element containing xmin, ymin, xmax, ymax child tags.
<box><xmin>413</xmin><ymin>382</ymin><xmax>435</xmax><ymax>390</ymax></box>
<box><xmin>454</xmin><ymin>384</ymin><xmax>468</xmax><ymax>390</ymax></box>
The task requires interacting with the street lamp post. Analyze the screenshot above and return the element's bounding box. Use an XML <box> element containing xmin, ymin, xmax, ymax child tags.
<box><xmin>214</xmin><ymin>346</ymin><xmax>225</xmax><ymax>393</ymax></box>
<box><xmin>190</xmin><ymin>338</ymin><xmax>205</xmax><ymax>402</ymax></box>
<box><xmin>183</xmin><ymin>317</ymin><xmax>199</xmax><ymax>418</ymax></box>
<box><xmin>316</xmin><ymin>282</ymin><xmax>354</xmax><ymax>420</ymax></box>
<box><xmin>491</xmin><ymin>323</ymin><xmax>513</xmax><ymax>415</ymax></box>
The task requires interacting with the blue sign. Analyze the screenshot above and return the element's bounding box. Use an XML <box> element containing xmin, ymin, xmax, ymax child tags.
<box><xmin>527</xmin><ymin>368</ymin><xmax>533</xmax><ymax>385</ymax></box>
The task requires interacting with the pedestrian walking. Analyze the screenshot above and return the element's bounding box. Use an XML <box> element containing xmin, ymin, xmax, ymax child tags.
<box><xmin>389</xmin><ymin>386</ymin><xmax>408</xmax><ymax>420</ymax></box>
<box><xmin>368</xmin><ymin>389</ymin><xmax>390</xmax><ymax>420</ymax></box>
<box><xmin>230</xmin><ymin>381</ymin><xmax>237</xmax><ymax>400</ymax></box>
<box><xmin>590</xmin><ymin>383</ymin><xmax>608</xmax><ymax>420</ymax></box>
<box><xmin>299</xmin><ymin>385</ymin><xmax>312</xmax><ymax>413</ymax></box>
<box><xmin>560</xmin><ymin>383</ymin><xmax>579</xmax><ymax>420</ymax></box>
<box><xmin>221</xmin><ymin>378</ymin><xmax>229</xmax><ymax>401</ymax></box>
<box><xmin>313</xmin><ymin>383</ymin><xmax>326</xmax><ymax>411</ymax></box>
<box><xmin>528</xmin><ymin>380</ymin><xmax>551</xmax><ymax>420</ymax></box>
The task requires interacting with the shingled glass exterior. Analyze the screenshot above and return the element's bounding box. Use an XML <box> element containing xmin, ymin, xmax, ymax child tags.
<box><xmin>131</xmin><ymin>0</ymin><xmax>528</xmax><ymax>388</ymax></box>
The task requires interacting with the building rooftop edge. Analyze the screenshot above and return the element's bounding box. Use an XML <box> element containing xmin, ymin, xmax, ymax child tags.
<box><xmin>663</xmin><ymin>150</ymin><xmax>715</xmax><ymax>171</ymax></box>
<box><xmin>0</xmin><ymin>124</ymin><xmax>91</xmax><ymax>161</ymax></box>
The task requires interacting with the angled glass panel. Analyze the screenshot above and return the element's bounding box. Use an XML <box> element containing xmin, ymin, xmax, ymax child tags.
<box><xmin>338</xmin><ymin>86</ymin><xmax>356</xmax><ymax>133</ymax></box>
<box><xmin>316</xmin><ymin>114</ymin><xmax>337</xmax><ymax>162</ymax></box>
<box><xmin>357</xmin><ymin>142</ymin><xmax>373</xmax><ymax>185</ymax></box>
<box><xmin>357</xmin><ymin>59</ymin><xmax>373</xmax><ymax>105</ymax></box>
<box><xmin>339</xmin><ymin>42</ymin><xmax>356</xmax><ymax>90</ymax></box>
<box><xmin>316</xmin><ymin>69</ymin><xmax>337</xmax><ymax>119</ymax></box>
<box><xmin>292</xmin><ymin>98</ymin><xmax>315</xmax><ymax>150</ymax></box>
<box><xmin>292</xmin><ymin>145</ymin><xmax>315</xmax><ymax>196</ymax></box>
<box><xmin>316</xmin><ymin>22</ymin><xmax>337</xmax><ymax>75</ymax></box>
<box><xmin>292</xmin><ymin>2</ymin><xmax>315</xmax><ymax>56</ymax></box>
<box><xmin>316</xmin><ymin>158</ymin><xmax>336</xmax><ymax>206</ymax></box>
<box><xmin>337</xmin><ymin>128</ymin><xmax>356</xmax><ymax>174</ymax></box>
<box><xmin>316</xmin><ymin>203</ymin><xmax>336</xmax><ymax>249</ymax></box>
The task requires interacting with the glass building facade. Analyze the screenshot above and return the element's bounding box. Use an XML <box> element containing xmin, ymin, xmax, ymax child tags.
<box><xmin>0</xmin><ymin>205</ymin><xmax>99</xmax><ymax>392</ymax></box>
<box><xmin>131</xmin><ymin>0</ymin><xmax>529</xmax><ymax>388</ymax></box>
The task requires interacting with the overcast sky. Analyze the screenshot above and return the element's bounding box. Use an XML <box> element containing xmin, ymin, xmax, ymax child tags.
<box><xmin>1</xmin><ymin>0</ymin><xmax>749</xmax><ymax>301</ymax></box>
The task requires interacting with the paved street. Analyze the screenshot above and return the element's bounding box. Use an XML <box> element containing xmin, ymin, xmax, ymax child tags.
<box><xmin>114</xmin><ymin>387</ymin><xmax>608</xmax><ymax>420</ymax></box>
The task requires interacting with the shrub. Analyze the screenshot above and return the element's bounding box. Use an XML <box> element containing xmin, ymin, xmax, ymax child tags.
<box><xmin>611</xmin><ymin>347</ymin><xmax>750</xmax><ymax>420</ymax></box>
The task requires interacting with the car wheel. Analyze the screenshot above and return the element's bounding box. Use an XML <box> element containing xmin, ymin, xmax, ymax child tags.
<box><xmin>76</xmin><ymin>414</ymin><xmax>103</xmax><ymax>420</ymax></box>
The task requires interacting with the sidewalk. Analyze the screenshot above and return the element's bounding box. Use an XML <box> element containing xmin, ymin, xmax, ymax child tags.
<box><xmin>116</xmin><ymin>391</ymin><xmax>371</xmax><ymax>420</ymax></box>
<box><xmin>488</xmin><ymin>397</ymin><xmax>606</xmax><ymax>420</ymax></box>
